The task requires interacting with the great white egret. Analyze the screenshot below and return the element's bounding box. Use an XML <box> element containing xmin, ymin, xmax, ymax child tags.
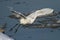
<box><xmin>0</xmin><ymin>32</ymin><xmax>14</xmax><ymax>40</ymax></box>
<box><xmin>0</xmin><ymin>24</ymin><xmax>14</xmax><ymax>40</ymax></box>
<box><xmin>9</xmin><ymin>8</ymin><xmax>54</xmax><ymax>32</ymax></box>
<box><xmin>0</xmin><ymin>28</ymin><xmax>14</xmax><ymax>40</ymax></box>
<box><xmin>9</xmin><ymin>8</ymin><xmax>54</xmax><ymax>25</ymax></box>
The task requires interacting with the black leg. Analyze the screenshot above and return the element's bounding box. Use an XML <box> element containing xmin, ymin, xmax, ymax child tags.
<box><xmin>14</xmin><ymin>24</ymin><xmax>21</xmax><ymax>33</ymax></box>
<box><xmin>9</xmin><ymin>24</ymin><xmax>21</xmax><ymax>37</ymax></box>
<box><xmin>9</xmin><ymin>23</ymin><xmax>18</xmax><ymax>31</ymax></box>
<box><xmin>2</xmin><ymin>23</ymin><xmax>7</xmax><ymax>29</ymax></box>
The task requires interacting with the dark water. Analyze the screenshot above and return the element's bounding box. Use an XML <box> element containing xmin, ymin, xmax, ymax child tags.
<box><xmin>0</xmin><ymin>0</ymin><xmax>60</xmax><ymax>40</ymax></box>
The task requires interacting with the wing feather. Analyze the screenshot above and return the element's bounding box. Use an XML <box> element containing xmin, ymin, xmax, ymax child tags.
<box><xmin>27</xmin><ymin>8</ymin><xmax>54</xmax><ymax>18</ymax></box>
<box><xmin>9</xmin><ymin>10</ymin><xmax>26</xmax><ymax>19</ymax></box>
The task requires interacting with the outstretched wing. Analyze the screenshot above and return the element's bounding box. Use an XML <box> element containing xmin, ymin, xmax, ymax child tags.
<box><xmin>9</xmin><ymin>10</ymin><xmax>26</xmax><ymax>19</ymax></box>
<box><xmin>27</xmin><ymin>8</ymin><xmax>54</xmax><ymax>18</ymax></box>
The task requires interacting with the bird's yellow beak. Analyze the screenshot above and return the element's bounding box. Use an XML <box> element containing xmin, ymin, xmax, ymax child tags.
<box><xmin>0</xmin><ymin>28</ymin><xmax>5</xmax><ymax>33</ymax></box>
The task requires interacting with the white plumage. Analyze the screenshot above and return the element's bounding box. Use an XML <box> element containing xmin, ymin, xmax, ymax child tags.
<box><xmin>9</xmin><ymin>8</ymin><xmax>54</xmax><ymax>25</ymax></box>
<box><xmin>0</xmin><ymin>32</ymin><xmax>14</xmax><ymax>40</ymax></box>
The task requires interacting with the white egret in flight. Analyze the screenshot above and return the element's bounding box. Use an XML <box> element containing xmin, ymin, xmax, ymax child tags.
<box><xmin>9</xmin><ymin>8</ymin><xmax>54</xmax><ymax>33</ymax></box>
<box><xmin>9</xmin><ymin>8</ymin><xmax>54</xmax><ymax>25</ymax></box>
